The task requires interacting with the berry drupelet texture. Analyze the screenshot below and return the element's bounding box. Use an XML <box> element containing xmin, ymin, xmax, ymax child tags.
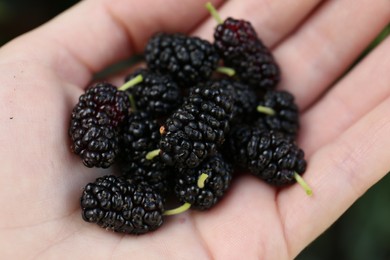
<box><xmin>81</xmin><ymin>175</ymin><xmax>164</xmax><ymax>235</ymax></box>
<box><xmin>124</xmin><ymin>69</ymin><xmax>183</xmax><ymax>117</ymax></box>
<box><xmin>175</xmin><ymin>153</ymin><xmax>233</xmax><ymax>210</ymax></box>
<box><xmin>119</xmin><ymin>111</ymin><xmax>173</xmax><ymax>196</ymax></box>
<box><xmin>246</xmin><ymin>128</ymin><xmax>306</xmax><ymax>186</ymax></box>
<box><xmin>69</xmin><ymin>82</ymin><xmax>130</xmax><ymax>168</ymax></box>
<box><xmin>121</xmin><ymin>160</ymin><xmax>173</xmax><ymax>198</ymax></box>
<box><xmin>213</xmin><ymin>17</ymin><xmax>280</xmax><ymax>91</ymax></box>
<box><xmin>159</xmin><ymin>80</ymin><xmax>234</xmax><ymax>168</ymax></box>
<box><xmin>255</xmin><ymin>90</ymin><xmax>300</xmax><ymax>140</ymax></box>
<box><xmin>120</xmin><ymin>111</ymin><xmax>160</xmax><ymax>164</ymax></box>
<box><xmin>145</xmin><ymin>33</ymin><xmax>220</xmax><ymax>87</ymax></box>
<box><xmin>218</xmin><ymin>79</ymin><xmax>258</xmax><ymax>123</ymax></box>
<box><xmin>221</xmin><ymin>124</ymin><xmax>253</xmax><ymax>170</ymax></box>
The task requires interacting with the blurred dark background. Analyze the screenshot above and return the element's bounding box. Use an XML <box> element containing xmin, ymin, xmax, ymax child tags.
<box><xmin>1</xmin><ymin>1</ymin><xmax>389</xmax><ymax>259</ymax></box>
<box><xmin>0</xmin><ymin>0</ymin><xmax>79</xmax><ymax>45</ymax></box>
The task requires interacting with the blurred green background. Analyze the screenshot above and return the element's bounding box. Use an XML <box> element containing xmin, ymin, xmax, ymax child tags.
<box><xmin>1</xmin><ymin>1</ymin><xmax>389</xmax><ymax>259</ymax></box>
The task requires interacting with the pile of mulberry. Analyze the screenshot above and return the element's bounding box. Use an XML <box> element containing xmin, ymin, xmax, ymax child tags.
<box><xmin>68</xmin><ymin>2</ymin><xmax>312</xmax><ymax>237</ymax></box>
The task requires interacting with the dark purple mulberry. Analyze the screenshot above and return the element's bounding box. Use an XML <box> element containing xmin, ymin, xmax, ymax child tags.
<box><xmin>214</xmin><ymin>17</ymin><xmax>280</xmax><ymax>91</ymax></box>
<box><xmin>218</xmin><ymin>79</ymin><xmax>258</xmax><ymax>123</ymax></box>
<box><xmin>145</xmin><ymin>33</ymin><xmax>220</xmax><ymax>87</ymax></box>
<box><xmin>80</xmin><ymin>175</ymin><xmax>164</xmax><ymax>235</ymax></box>
<box><xmin>174</xmin><ymin>153</ymin><xmax>233</xmax><ymax>210</ymax></box>
<box><xmin>121</xmin><ymin>160</ymin><xmax>173</xmax><ymax>198</ymax></box>
<box><xmin>159</xmin><ymin>80</ymin><xmax>234</xmax><ymax>168</ymax></box>
<box><xmin>120</xmin><ymin>111</ymin><xmax>160</xmax><ymax>164</ymax></box>
<box><xmin>255</xmin><ymin>90</ymin><xmax>300</xmax><ymax>140</ymax></box>
<box><xmin>245</xmin><ymin>128</ymin><xmax>306</xmax><ymax>186</ymax></box>
<box><xmin>69</xmin><ymin>82</ymin><xmax>130</xmax><ymax>168</ymax></box>
<box><xmin>124</xmin><ymin>69</ymin><xmax>183</xmax><ymax>117</ymax></box>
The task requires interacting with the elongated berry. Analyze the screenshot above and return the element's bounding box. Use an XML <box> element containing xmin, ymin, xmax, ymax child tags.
<box><xmin>81</xmin><ymin>175</ymin><xmax>164</xmax><ymax>234</ymax></box>
<box><xmin>69</xmin><ymin>82</ymin><xmax>130</xmax><ymax>168</ymax></box>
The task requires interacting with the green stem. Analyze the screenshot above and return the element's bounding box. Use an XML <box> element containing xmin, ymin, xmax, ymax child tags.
<box><xmin>197</xmin><ymin>173</ymin><xmax>209</xmax><ymax>189</ymax></box>
<box><xmin>118</xmin><ymin>74</ymin><xmax>143</xmax><ymax>91</ymax></box>
<box><xmin>163</xmin><ymin>202</ymin><xmax>191</xmax><ymax>216</ymax></box>
<box><xmin>205</xmin><ymin>2</ymin><xmax>223</xmax><ymax>24</ymax></box>
<box><xmin>127</xmin><ymin>93</ymin><xmax>137</xmax><ymax>111</ymax></box>
<box><xmin>257</xmin><ymin>105</ymin><xmax>276</xmax><ymax>116</ymax></box>
<box><xmin>146</xmin><ymin>149</ymin><xmax>161</xmax><ymax>160</ymax></box>
<box><xmin>294</xmin><ymin>172</ymin><xmax>313</xmax><ymax>196</ymax></box>
<box><xmin>216</xmin><ymin>66</ymin><xmax>236</xmax><ymax>77</ymax></box>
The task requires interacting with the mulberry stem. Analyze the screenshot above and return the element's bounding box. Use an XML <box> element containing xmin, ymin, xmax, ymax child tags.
<box><xmin>205</xmin><ymin>2</ymin><xmax>223</xmax><ymax>24</ymax></box>
<box><xmin>127</xmin><ymin>93</ymin><xmax>137</xmax><ymax>111</ymax></box>
<box><xmin>294</xmin><ymin>172</ymin><xmax>313</xmax><ymax>196</ymax></box>
<box><xmin>118</xmin><ymin>75</ymin><xmax>143</xmax><ymax>91</ymax></box>
<box><xmin>197</xmin><ymin>173</ymin><xmax>209</xmax><ymax>188</ymax></box>
<box><xmin>257</xmin><ymin>105</ymin><xmax>276</xmax><ymax>116</ymax></box>
<box><xmin>216</xmin><ymin>66</ymin><xmax>236</xmax><ymax>77</ymax></box>
<box><xmin>163</xmin><ymin>202</ymin><xmax>191</xmax><ymax>216</ymax></box>
<box><xmin>146</xmin><ymin>149</ymin><xmax>161</xmax><ymax>160</ymax></box>
<box><xmin>164</xmin><ymin>173</ymin><xmax>209</xmax><ymax>215</ymax></box>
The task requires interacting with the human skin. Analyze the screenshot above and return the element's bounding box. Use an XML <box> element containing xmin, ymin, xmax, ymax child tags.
<box><xmin>0</xmin><ymin>0</ymin><xmax>389</xmax><ymax>259</ymax></box>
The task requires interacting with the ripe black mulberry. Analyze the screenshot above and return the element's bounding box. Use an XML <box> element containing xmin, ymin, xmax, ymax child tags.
<box><xmin>145</xmin><ymin>33</ymin><xmax>220</xmax><ymax>87</ymax></box>
<box><xmin>175</xmin><ymin>153</ymin><xmax>233</xmax><ymax>210</ymax></box>
<box><xmin>124</xmin><ymin>69</ymin><xmax>183</xmax><ymax>117</ymax></box>
<box><xmin>80</xmin><ymin>175</ymin><xmax>164</xmax><ymax>234</ymax></box>
<box><xmin>246</xmin><ymin>128</ymin><xmax>306</xmax><ymax>186</ymax></box>
<box><xmin>159</xmin><ymin>80</ymin><xmax>234</xmax><ymax>168</ymax></box>
<box><xmin>255</xmin><ymin>90</ymin><xmax>299</xmax><ymax>139</ymax></box>
<box><xmin>218</xmin><ymin>79</ymin><xmax>258</xmax><ymax>123</ymax></box>
<box><xmin>69</xmin><ymin>82</ymin><xmax>130</xmax><ymax>168</ymax></box>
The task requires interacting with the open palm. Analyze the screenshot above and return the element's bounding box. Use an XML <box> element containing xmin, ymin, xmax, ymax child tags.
<box><xmin>0</xmin><ymin>0</ymin><xmax>389</xmax><ymax>259</ymax></box>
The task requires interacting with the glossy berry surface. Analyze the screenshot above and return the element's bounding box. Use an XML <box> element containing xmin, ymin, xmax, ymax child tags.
<box><xmin>145</xmin><ymin>33</ymin><xmax>220</xmax><ymax>87</ymax></box>
<box><xmin>69</xmin><ymin>82</ymin><xmax>130</xmax><ymax>168</ymax></box>
<box><xmin>81</xmin><ymin>175</ymin><xmax>164</xmax><ymax>234</ymax></box>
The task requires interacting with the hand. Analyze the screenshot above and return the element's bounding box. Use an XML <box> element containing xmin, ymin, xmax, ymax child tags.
<box><xmin>0</xmin><ymin>0</ymin><xmax>389</xmax><ymax>258</ymax></box>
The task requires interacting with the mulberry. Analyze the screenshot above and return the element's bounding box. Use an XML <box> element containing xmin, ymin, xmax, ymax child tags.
<box><xmin>124</xmin><ymin>69</ymin><xmax>183</xmax><ymax>117</ymax></box>
<box><xmin>80</xmin><ymin>175</ymin><xmax>164</xmax><ymax>235</ymax></box>
<box><xmin>174</xmin><ymin>153</ymin><xmax>233</xmax><ymax>210</ymax></box>
<box><xmin>218</xmin><ymin>79</ymin><xmax>258</xmax><ymax>123</ymax></box>
<box><xmin>69</xmin><ymin>82</ymin><xmax>130</xmax><ymax>168</ymax></box>
<box><xmin>120</xmin><ymin>111</ymin><xmax>160</xmax><ymax>164</ymax></box>
<box><xmin>145</xmin><ymin>33</ymin><xmax>219</xmax><ymax>87</ymax></box>
<box><xmin>255</xmin><ymin>90</ymin><xmax>300</xmax><ymax>139</ymax></box>
<box><xmin>158</xmin><ymin>80</ymin><xmax>234</xmax><ymax>168</ymax></box>
<box><xmin>213</xmin><ymin>17</ymin><xmax>280</xmax><ymax>91</ymax></box>
<box><xmin>245</xmin><ymin>128</ymin><xmax>307</xmax><ymax>186</ymax></box>
<box><xmin>121</xmin><ymin>160</ymin><xmax>173</xmax><ymax>198</ymax></box>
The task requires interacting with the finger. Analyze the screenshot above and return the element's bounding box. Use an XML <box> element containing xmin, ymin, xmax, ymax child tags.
<box><xmin>299</xmin><ymin>36</ymin><xmax>390</xmax><ymax>156</ymax></box>
<box><xmin>193</xmin><ymin>0</ymin><xmax>322</xmax><ymax>47</ymax></box>
<box><xmin>273</xmin><ymin>0</ymin><xmax>390</xmax><ymax>110</ymax></box>
<box><xmin>278</xmin><ymin>93</ymin><xmax>390</xmax><ymax>257</ymax></box>
<box><xmin>0</xmin><ymin>0</ymin><xmax>223</xmax><ymax>87</ymax></box>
